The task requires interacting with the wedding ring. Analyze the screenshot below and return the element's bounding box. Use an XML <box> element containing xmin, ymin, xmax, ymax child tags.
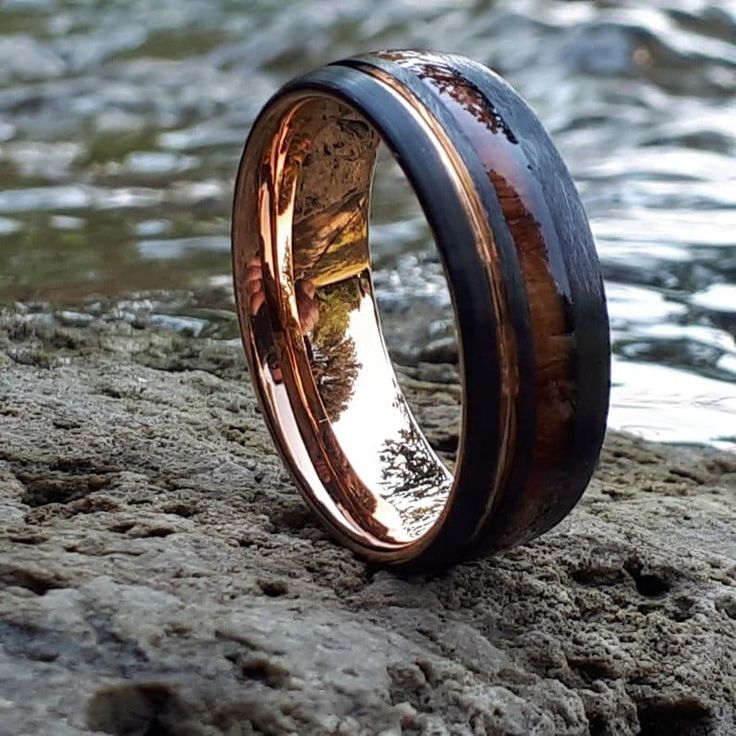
<box><xmin>231</xmin><ymin>51</ymin><xmax>610</xmax><ymax>570</ymax></box>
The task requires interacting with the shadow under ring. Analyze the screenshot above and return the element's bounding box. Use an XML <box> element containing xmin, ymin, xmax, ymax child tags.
<box><xmin>231</xmin><ymin>51</ymin><xmax>610</xmax><ymax>571</ymax></box>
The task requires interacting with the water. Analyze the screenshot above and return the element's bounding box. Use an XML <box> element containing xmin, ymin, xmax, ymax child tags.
<box><xmin>0</xmin><ymin>0</ymin><xmax>734</xmax><ymax>450</ymax></box>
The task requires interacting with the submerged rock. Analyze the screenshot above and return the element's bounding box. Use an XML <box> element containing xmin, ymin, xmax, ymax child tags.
<box><xmin>0</xmin><ymin>312</ymin><xmax>734</xmax><ymax>735</ymax></box>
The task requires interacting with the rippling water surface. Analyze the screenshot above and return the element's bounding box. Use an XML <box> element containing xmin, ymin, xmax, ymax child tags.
<box><xmin>1</xmin><ymin>0</ymin><xmax>734</xmax><ymax>450</ymax></box>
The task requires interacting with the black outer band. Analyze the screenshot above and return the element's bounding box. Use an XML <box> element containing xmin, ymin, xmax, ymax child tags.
<box><xmin>343</xmin><ymin>52</ymin><xmax>610</xmax><ymax>551</ymax></box>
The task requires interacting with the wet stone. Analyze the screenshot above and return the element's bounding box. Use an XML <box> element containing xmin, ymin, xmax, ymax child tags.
<box><xmin>0</xmin><ymin>315</ymin><xmax>734</xmax><ymax>735</ymax></box>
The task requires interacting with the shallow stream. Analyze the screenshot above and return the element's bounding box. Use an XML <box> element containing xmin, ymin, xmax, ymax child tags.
<box><xmin>1</xmin><ymin>0</ymin><xmax>734</xmax><ymax>449</ymax></box>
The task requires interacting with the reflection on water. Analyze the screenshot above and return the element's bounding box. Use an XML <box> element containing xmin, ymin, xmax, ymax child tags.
<box><xmin>0</xmin><ymin>0</ymin><xmax>734</xmax><ymax>450</ymax></box>
<box><xmin>610</xmin><ymin>356</ymin><xmax>736</xmax><ymax>449</ymax></box>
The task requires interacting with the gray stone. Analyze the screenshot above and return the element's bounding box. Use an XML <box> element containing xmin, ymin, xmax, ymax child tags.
<box><xmin>0</xmin><ymin>312</ymin><xmax>735</xmax><ymax>735</ymax></box>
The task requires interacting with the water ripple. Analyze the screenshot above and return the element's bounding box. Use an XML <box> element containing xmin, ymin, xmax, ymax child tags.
<box><xmin>0</xmin><ymin>0</ymin><xmax>734</xmax><ymax>450</ymax></box>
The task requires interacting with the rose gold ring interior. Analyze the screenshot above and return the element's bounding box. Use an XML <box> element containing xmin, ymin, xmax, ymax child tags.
<box><xmin>233</xmin><ymin>88</ymin><xmax>509</xmax><ymax>565</ymax></box>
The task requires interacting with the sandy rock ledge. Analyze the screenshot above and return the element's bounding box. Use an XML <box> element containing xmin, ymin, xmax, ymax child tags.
<box><xmin>0</xmin><ymin>312</ymin><xmax>735</xmax><ymax>736</ymax></box>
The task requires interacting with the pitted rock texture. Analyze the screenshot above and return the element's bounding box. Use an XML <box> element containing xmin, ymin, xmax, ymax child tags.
<box><xmin>1</xmin><ymin>311</ymin><xmax>735</xmax><ymax>736</ymax></box>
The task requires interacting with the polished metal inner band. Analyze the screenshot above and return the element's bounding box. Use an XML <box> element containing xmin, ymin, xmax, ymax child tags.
<box><xmin>232</xmin><ymin>51</ymin><xmax>610</xmax><ymax>570</ymax></box>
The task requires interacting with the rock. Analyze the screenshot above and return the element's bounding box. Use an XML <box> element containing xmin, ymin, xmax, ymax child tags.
<box><xmin>0</xmin><ymin>310</ymin><xmax>735</xmax><ymax>736</ymax></box>
<box><xmin>416</xmin><ymin>336</ymin><xmax>458</xmax><ymax>365</ymax></box>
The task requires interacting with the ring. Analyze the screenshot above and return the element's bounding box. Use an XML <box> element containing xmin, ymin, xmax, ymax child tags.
<box><xmin>232</xmin><ymin>50</ymin><xmax>610</xmax><ymax>570</ymax></box>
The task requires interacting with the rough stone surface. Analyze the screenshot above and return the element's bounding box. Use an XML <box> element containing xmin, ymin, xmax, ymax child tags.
<box><xmin>0</xmin><ymin>311</ymin><xmax>735</xmax><ymax>736</ymax></box>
